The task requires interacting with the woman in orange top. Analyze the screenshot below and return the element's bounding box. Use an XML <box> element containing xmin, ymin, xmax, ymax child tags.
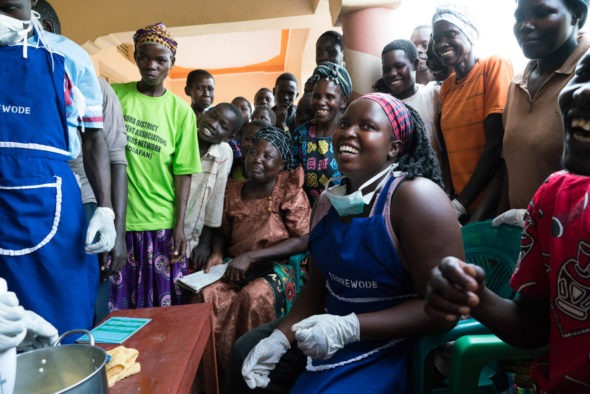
<box><xmin>432</xmin><ymin>2</ymin><xmax>514</xmax><ymax>222</ymax></box>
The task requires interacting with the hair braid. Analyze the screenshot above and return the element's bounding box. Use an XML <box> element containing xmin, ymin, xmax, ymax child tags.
<box><xmin>397</xmin><ymin>104</ymin><xmax>443</xmax><ymax>188</ymax></box>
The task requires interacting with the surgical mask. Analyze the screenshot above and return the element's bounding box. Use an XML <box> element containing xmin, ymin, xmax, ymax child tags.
<box><xmin>0</xmin><ymin>13</ymin><xmax>32</xmax><ymax>47</ymax></box>
<box><xmin>326</xmin><ymin>163</ymin><xmax>398</xmax><ymax>216</ymax></box>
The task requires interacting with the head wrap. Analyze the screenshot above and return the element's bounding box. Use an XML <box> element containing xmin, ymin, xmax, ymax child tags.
<box><xmin>133</xmin><ymin>22</ymin><xmax>178</xmax><ymax>56</ymax></box>
<box><xmin>360</xmin><ymin>93</ymin><xmax>414</xmax><ymax>154</ymax></box>
<box><xmin>254</xmin><ymin>126</ymin><xmax>294</xmax><ymax>169</ymax></box>
<box><xmin>310</xmin><ymin>62</ymin><xmax>352</xmax><ymax>97</ymax></box>
<box><xmin>432</xmin><ymin>1</ymin><xmax>479</xmax><ymax>45</ymax></box>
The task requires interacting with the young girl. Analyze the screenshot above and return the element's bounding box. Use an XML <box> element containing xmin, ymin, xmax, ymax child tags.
<box><xmin>425</xmin><ymin>50</ymin><xmax>590</xmax><ymax>392</ymax></box>
<box><xmin>231</xmin><ymin>96</ymin><xmax>252</xmax><ymax>125</ymax></box>
<box><xmin>292</xmin><ymin>62</ymin><xmax>352</xmax><ymax>204</ymax></box>
<box><xmin>251</xmin><ymin>105</ymin><xmax>277</xmax><ymax>126</ymax></box>
<box><xmin>201</xmin><ymin>126</ymin><xmax>312</xmax><ymax>378</ymax></box>
<box><xmin>241</xmin><ymin>93</ymin><xmax>463</xmax><ymax>393</ymax></box>
<box><xmin>253</xmin><ymin>87</ymin><xmax>275</xmax><ymax>108</ymax></box>
<box><xmin>185</xmin><ymin>103</ymin><xmax>242</xmax><ymax>271</ymax></box>
<box><xmin>304</xmin><ymin>31</ymin><xmax>346</xmax><ymax>93</ymax></box>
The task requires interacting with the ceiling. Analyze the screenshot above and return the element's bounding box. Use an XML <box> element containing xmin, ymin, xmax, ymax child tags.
<box><xmin>48</xmin><ymin>0</ymin><xmax>338</xmax><ymax>102</ymax></box>
<box><xmin>50</xmin><ymin>0</ymin><xmax>321</xmax><ymax>44</ymax></box>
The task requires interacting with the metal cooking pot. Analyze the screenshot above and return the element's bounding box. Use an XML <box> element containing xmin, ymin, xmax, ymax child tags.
<box><xmin>14</xmin><ymin>330</ymin><xmax>108</xmax><ymax>394</ymax></box>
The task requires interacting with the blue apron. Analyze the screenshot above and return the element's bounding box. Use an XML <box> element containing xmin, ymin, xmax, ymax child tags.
<box><xmin>293</xmin><ymin>174</ymin><xmax>417</xmax><ymax>394</ymax></box>
<box><xmin>0</xmin><ymin>43</ymin><xmax>97</xmax><ymax>336</ymax></box>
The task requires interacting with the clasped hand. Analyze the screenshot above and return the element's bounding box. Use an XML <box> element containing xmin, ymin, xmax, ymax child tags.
<box><xmin>424</xmin><ymin>257</ymin><xmax>486</xmax><ymax>321</ymax></box>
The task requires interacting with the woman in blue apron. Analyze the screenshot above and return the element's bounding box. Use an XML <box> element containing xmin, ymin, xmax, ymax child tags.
<box><xmin>0</xmin><ymin>4</ymin><xmax>113</xmax><ymax>338</ymax></box>
<box><xmin>241</xmin><ymin>93</ymin><xmax>464</xmax><ymax>392</ymax></box>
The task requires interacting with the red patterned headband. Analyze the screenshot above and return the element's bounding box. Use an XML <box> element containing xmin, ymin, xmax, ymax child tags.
<box><xmin>360</xmin><ymin>93</ymin><xmax>414</xmax><ymax>153</ymax></box>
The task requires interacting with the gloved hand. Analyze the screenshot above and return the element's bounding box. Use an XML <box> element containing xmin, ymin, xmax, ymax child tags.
<box><xmin>0</xmin><ymin>279</ymin><xmax>26</xmax><ymax>352</ymax></box>
<box><xmin>85</xmin><ymin>207</ymin><xmax>116</xmax><ymax>254</ymax></box>
<box><xmin>17</xmin><ymin>310</ymin><xmax>59</xmax><ymax>352</ymax></box>
<box><xmin>451</xmin><ymin>199</ymin><xmax>467</xmax><ymax>220</ymax></box>
<box><xmin>0</xmin><ymin>296</ymin><xmax>26</xmax><ymax>352</ymax></box>
<box><xmin>291</xmin><ymin>313</ymin><xmax>360</xmax><ymax>360</ymax></box>
<box><xmin>0</xmin><ymin>279</ymin><xmax>59</xmax><ymax>354</ymax></box>
<box><xmin>242</xmin><ymin>329</ymin><xmax>290</xmax><ymax>389</ymax></box>
<box><xmin>492</xmin><ymin>209</ymin><xmax>526</xmax><ymax>228</ymax></box>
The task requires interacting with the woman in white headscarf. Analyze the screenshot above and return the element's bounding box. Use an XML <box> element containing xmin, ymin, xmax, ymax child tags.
<box><xmin>431</xmin><ymin>1</ymin><xmax>514</xmax><ymax>223</ymax></box>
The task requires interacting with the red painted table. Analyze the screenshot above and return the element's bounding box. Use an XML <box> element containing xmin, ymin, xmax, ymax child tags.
<box><xmin>98</xmin><ymin>304</ymin><xmax>218</xmax><ymax>394</ymax></box>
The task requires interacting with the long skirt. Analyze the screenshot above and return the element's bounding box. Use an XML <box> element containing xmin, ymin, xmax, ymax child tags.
<box><xmin>200</xmin><ymin>262</ymin><xmax>297</xmax><ymax>379</ymax></box>
<box><xmin>109</xmin><ymin>229</ymin><xmax>188</xmax><ymax>310</ymax></box>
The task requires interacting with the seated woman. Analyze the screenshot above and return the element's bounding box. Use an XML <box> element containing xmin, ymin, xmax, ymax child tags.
<box><xmin>230</xmin><ymin>119</ymin><xmax>268</xmax><ymax>181</ymax></box>
<box><xmin>200</xmin><ymin>126</ymin><xmax>312</xmax><ymax>378</ymax></box>
<box><xmin>238</xmin><ymin>93</ymin><xmax>463</xmax><ymax>393</ymax></box>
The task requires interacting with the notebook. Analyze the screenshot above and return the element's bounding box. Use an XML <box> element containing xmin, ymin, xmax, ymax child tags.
<box><xmin>177</xmin><ymin>262</ymin><xmax>229</xmax><ymax>294</ymax></box>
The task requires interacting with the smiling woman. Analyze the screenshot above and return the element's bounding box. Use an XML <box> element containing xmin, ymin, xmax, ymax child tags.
<box><xmin>432</xmin><ymin>2</ymin><xmax>514</xmax><ymax>223</ymax></box>
<box><xmin>236</xmin><ymin>94</ymin><xmax>462</xmax><ymax>394</ymax></box>
<box><xmin>291</xmin><ymin>62</ymin><xmax>352</xmax><ymax>204</ymax></box>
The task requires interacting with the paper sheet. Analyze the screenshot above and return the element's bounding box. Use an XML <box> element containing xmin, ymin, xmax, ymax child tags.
<box><xmin>177</xmin><ymin>262</ymin><xmax>229</xmax><ymax>294</ymax></box>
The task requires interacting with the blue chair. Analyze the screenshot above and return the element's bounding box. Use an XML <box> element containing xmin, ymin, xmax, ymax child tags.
<box><xmin>411</xmin><ymin>220</ymin><xmax>522</xmax><ymax>394</ymax></box>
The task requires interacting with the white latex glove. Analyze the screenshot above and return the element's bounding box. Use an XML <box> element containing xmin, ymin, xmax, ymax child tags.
<box><xmin>242</xmin><ymin>329</ymin><xmax>290</xmax><ymax>389</ymax></box>
<box><xmin>85</xmin><ymin>206</ymin><xmax>116</xmax><ymax>254</ymax></box>
<box><xmin>17</xmin><ymin>310</ymin><xmax>59</xmax><ymax>352</ymax></box>
<box><xmin>291</xmin><ymin>313</ymin><xmax>360</xmax><ymax>360</ymax></box>
<box><xmin>451</xmin><ymin>198</ymin><xmax>467</xmax><ymax>219</ymax></box>
<box><xmin>0</xmin><ymin>279</ymin><xmax>26</xmax><ymax>352</ymax></box>
<box><xmin>492</xmin><ymin>209</ymin><xmax>526</xmax><ymax>228</ymax></box>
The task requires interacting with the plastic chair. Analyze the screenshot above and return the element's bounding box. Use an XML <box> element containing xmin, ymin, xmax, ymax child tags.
<box><xmin>411</xmin><ymin>220</ymin><xmax>522</xmax><ymax>394</ymax></box>
<box><xmin>461</xmin><ymin>220</ymin><xmax>522</xmax><ymax>299</ymax></box>
<box><xmin>447</xmin><ymin>334</ymin><xmax>548</xmax><ymax>394</ymax></box>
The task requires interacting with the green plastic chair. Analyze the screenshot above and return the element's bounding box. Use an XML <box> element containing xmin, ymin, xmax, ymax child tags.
<box><xmin>411</xmin><ymin>220</ymin><xmax>522</xmax><ymax>394</ymax></box>
<box><xmin>447</xmin><ymin>334</ymin><xmax>548</xmax><ymax>394</ymax></box>
<box><xmin>461</xmin><ymin>220</ymin><xmax>522</xmax><ymax>299</ymax></box>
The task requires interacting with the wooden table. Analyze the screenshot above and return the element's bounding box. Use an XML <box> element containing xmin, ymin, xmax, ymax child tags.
<box><xmin>98</xmin><ymin>304</ymin><xmax>218</xmax><ymax>394</ymax></box>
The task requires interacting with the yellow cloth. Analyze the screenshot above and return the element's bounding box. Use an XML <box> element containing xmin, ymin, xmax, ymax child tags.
<box><xmin>106</xmin><ymin>346</ymin><xmax>141</xmax><ymax>388</ymax></box>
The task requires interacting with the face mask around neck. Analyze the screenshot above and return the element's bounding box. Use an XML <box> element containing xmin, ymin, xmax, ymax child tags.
<box><xmin>0</xmin><ymin>13</ymin><xmax>32</xmax><ymax>46</ymax></box>
<box><xmin>325</xmin><ymin>163</ymin><xmax>398</xmax><ymax>216</ymax></box>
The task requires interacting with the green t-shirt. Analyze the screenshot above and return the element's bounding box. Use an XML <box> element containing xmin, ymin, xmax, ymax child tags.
<box><xmin>112</xmin><ymin>82</ymin><xmax>201</xmax><ymax>231</ymax></box>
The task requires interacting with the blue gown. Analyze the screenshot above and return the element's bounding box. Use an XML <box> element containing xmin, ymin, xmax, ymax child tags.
<box><xmin>292</xmin><ymin>173</ymin><xmax>417</xmax><ymax>393</ymax></box>
<box><xmin>0</xmin><ymin>42</ymin><xmax>97</xmax><ymax>337</ymax></box>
